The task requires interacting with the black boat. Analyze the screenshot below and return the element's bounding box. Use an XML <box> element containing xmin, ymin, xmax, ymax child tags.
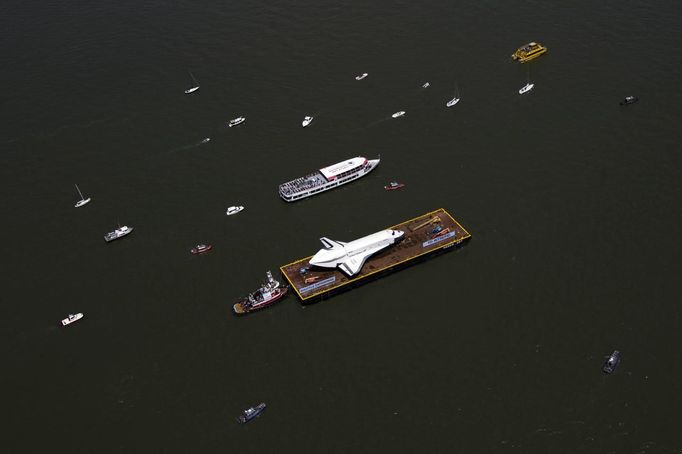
<box><xmin>602</xmin><ymin>350</ymin><xmax>621</xmax><ymax>374</ymax></box>
<box><xmin>237</xmin><ymin>403</ymin><xmax>266</xmax><ymax>423</ymax></box>
<box><xmin>620</xmin><ymin>95</ymin><xmax>638</xmax><ymax>106</ymax></box>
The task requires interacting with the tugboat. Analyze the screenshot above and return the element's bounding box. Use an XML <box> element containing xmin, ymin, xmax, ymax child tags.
<box><xmin>104</xmin><ymin>225</ymin><xmax>133</xmax><ymax>242</ymax></box>
<box><xmin>602</xmin><ymin>350</ymin><xmax>621</xmax><ymax>374</ymax></box>
<box><xmin>384</xmin><ymin>181</ymin><xmax>405</xmax><ymax>191</ymax></box>
<box><xmin>620</xmin><ymin>96</ymin><xmax>639</xmax><ymax>106</ymax></box>
<box><xmin>61</xmin><ymin>313</ymin><xmax>83</xmax><ymax>326</ymax></box>
<box><xmin>237</xmin><ymin>403</ymin><xmax>266</xmax><ymax>423</ymax></box>
<box><xmin>190</xmin><ymin>244</ymin><xmax>213</xmax><ymax>255</ymax></box>
<box><xmin>233</xmin><ymin>271</ymin><xmax>288</xmax><ymax>315</ymax></box>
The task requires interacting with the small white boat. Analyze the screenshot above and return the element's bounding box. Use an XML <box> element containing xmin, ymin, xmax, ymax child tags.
<box><xmin>62</xmin><ymin>313</ymin><xmax>83</xmax><ymax>326</ymax></box>
<box><xmin>74</xmin><ymin>184</ymin><xmax>91</xmax><ymax>208</ymax></box>
<box><xmin>200</xmin><ymin>137</ymin><xmax>211</xmax><ymax>144</ymax></box>
<box><xmin>302</xmin><ymin>116</ymin><xmax>313</xmax><ymax>127</ymax></box>
<box><xmin>446</xmin><ymin>97</ymin><xmax>460</xmax><ymax>107</ymax></box>
<box><xmin>355</xmin><ymin>73</ymin><xmax>368</xmax><ymax>81</ymax></box>
<box><xmin>392</xmin><ymin>111</ymin><xmax>406</xmax><ymax>118</ymax></box>
<box><xmin>519</xmin><ymin>83</ymin><xmax>534</xmax><ymax>94</ymax></box>
<box><xmin>228</xmin><ymin>117</ymin><xmax>246</xmax><ymax>127</ymax></box>
<box><xmin>184</xmin><ymin>71</ymin><xmax>200</xmax><ymax>94</ymax></box>
<box><xmin>446</xmin><ymin>82</ymin><xmax>461</xmax><ymax>107</ymax></box>
<box><xmin>226</xmin><ymin>206</ymin><xmax>244</xmax><ymax>216</ymax></box>
<box><xmin>422</xmin><ymin>82</ymin><xmax>430</xmax><ymax>88</ymax></box>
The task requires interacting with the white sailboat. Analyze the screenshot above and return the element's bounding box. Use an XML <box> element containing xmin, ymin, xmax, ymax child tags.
<box><xmin>184</xmin><ymin>71</ymin><xmax>200</xmax><ymax>94</ymax></box>
<box><xmin>74</xmin><ymin>184</ymin><xmax>91</xmax><ymax>208</ymax></box>
<box><xmin>519</xmin><ymin>67</ymin><xmax>534</xmax><ymax>94</ymax></box>
<box><xmin>446</xmin><ymin>83</ymin><xmax>460</xmax><ymax>107</ymax></box>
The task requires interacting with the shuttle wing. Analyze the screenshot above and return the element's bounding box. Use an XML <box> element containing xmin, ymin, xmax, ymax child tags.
<box><xmin>337</xmin><ymin>243</ymin><xmax>390</xmax><ymax>277</ymax></box>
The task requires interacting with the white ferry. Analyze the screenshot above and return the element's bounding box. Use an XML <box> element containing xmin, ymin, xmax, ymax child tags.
<box><xmin>279</xmin><ymin>156</ymin><xmax>380</xmax><ymax>202</ymax></box>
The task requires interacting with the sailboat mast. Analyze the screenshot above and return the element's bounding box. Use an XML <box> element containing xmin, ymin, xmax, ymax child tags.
<box><xmin>75</xmin><ymin>184</ymin><xmax>84</xmax><ymax>200</ymax></box>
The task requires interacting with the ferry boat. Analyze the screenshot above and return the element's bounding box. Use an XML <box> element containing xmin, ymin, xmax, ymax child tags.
<box><xmin>190</xmin><ymin>244</ymin><xmax>212</xmax><ymax>255</ymax></box>
<box><xmin>61</xmin><ymin>313</ymin><xmax>83</xmax><ymax>326</ymax></box>
<box><xmin>233</xmin><ymin>271</ymin><xmax>288</xmax><ymax>314</ymax></box>
<box><xmin>237</xmin><ymin>403</ymin><xmax>266</xmax><ymax>423</ymax></box>
<box><xmin>104</xmin><ymin>225</ymin><xmax>133</xmax><ymax>242</ymax></box>
<box><xmin>279</xmin><ymin>156</ymin><xmax>380</xmax><ymax>202</ymax></box>
<box><xmin>511</xmin><ymin>42</ymin><xmax>548</xmax><ymax>63</ymax></box>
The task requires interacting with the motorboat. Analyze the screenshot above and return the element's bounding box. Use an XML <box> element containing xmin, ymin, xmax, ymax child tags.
<box><xmin>422</xmin><ymin>82</ymin><xmax>430</xmax><ymax>88</ymax></box>
<box><xmin>200</xmin><ymin>137</ymin><xmax>211</xmax><ymax>144</ymax></box>
<box><xmin>355</xmin><ymin>73</ymin><xmax>368</xmax><ymax>81</ymax></box>
<box><xmin>302</xmin><ymin>116</ymin><xmax>313</xmax><ymax>127</ymax></box>
<box><xmin>392</xmin><ymin>111</ymin><xmax>405</xmax><ymax>118</ymax></box>
<box><xmin>237</xmin><ymin>403</ymin><xmax>266</xmax><ymax>423</ymax></box>
<box><xmin>511</xmin><ymin>42</ymin><xmax>548</xmax><ymax>63</ymax></box>
<box><xmin>446</xmin><ymin>97</ymin><xmax>460</xmax><ymax>107</ymax></box>
<box><xmin>620</xmin><ymin>96</ymin><xmax>639</xmax><ymax>106</ymax></box>
<box><xmin>184</xmin><ymin>71</ymin><xmax>200</xmax><ymax>94</ymax></box>
<box><xmin>74</xmin><ymin>184</ymin><xmax>91</xmax><ymax>208</ymax></box>
<box><xmin>190</xmin><ymin>244</ymin><xmax>213</xmax><ymax>255</ymax></box>
<box><xmin>602</xmin><ymin>350</ymin><xmax>621</xmax><ymax>374</ymax></box>
<box><xmin>226</xmin><ymin>206</ymin><xmax>244</xmax><ymax>216</ymax></box>
<box><xmin>519</xmin><ymin>83</ymin><xmax>534</xmax><ymax>95</ymax></box>
<box><xmin>384</xmin><ymin>181</ymin><xmax>405</xmax><ymax>190</ymax></box>
<box><xmin>228</xmin><ymin>117</ymin><xmax>245</xmax><ymax>127</ymax></box>
<box><xmin>104</xmin><ymin>225</ymin><xmax>133</xmax><ymax>242</ymax></box>
<box><xmin>62</xmin><ymin>313</ymin><xmax>83</xmax><ymax>326</ymax></box>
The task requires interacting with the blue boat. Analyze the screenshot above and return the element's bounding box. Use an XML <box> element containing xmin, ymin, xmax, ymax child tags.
<box><xmin>237</xmin><ymin>403</ymin><xmax>266</xmax><ymax>423</ymax></box>
<box><xmin>602</xmin><ymin>350</ymin><xmax>621</xmax><ymax>374</ymax></box>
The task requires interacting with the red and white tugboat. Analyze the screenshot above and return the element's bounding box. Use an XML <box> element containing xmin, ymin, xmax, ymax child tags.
<box><xmin>233</xmin><ymin>271</ymin><xmax>288</xmax><ymax>315</ymax></box>
<box><xmin>190</xmin><ymin>244</ymin><xmax>213</xmax><ymax>255</ymax></box>
<box><xmin>384</xmin><ymin>181</ymin><xmax>405</xmax><ymax>191</ymax></box>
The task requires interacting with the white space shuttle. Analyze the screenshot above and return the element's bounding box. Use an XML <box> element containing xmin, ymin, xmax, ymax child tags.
<box><xmin>309</xmin><ymin>229</ymin><xmax>405</xmax><ymax>277</ymax></box>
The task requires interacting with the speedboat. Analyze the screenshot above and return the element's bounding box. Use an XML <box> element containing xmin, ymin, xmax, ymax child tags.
<box><xmin>226</xmin><ymin>206</ymin><xmax>244</xmax><ymax>216</ymax></box>
<box><xmin>184</xmin><ymin>86</ymin><xmax>199</xmax><ymax>94</ymax></box>
<box><xmin>519</xmin><ymin>83</ymin><xmax>534</xmax><ymax>95</ymax></box>
<box><xmin>62</xmin><ymin>313</ymin><xmax>83</xmax><ymax>326</ymax></box>
<box><xmin>602</xmin><ymin>350</ymin><xmax>621</xmax><ymax>374</ymax></box>
<box><xmin>422</xmin><ymin>82</ymin><xmax>430</xmax><ymax>88</ymax></box>
<box><xmin>446</xmin><ymin>96</ymin><xmax>460</xmax><ymax>107</ymax></box>
<box><xmin>200</xmin><ymin>137</ymin><xmax>211</xmax><ymax>144</ymax></box>
<box><xmin>190</xmin><ymin>244</ymin><xmax>213</xmax><ymax>255</ymax></box>
<box><xmin>228</xmin><ymin>117</ymin><xmax>245</xmax><ymax>127</ymax></box>
<box><xmin>511</xmin><ymin>42</ymin><xmax>548</xmax><ymax>63</ymax></box>
<box><xmin>620</xmin><ymin>96</ymin><xmax>638</xmax><ymax>106</ymax></box>
<box><xmin>392</xmin><ymin>111</ymin><xmax>406</xmax><ymax>118</ymax></box>
<box><xmin>104</xmin><ymin>225</ymin><xmax>133</xmax><ymax>242</ymax></box>
<box><xmin>355</xmin><ymin>73</ymin><xmax>368</xmax><ymax>81</ymax></box>
<box><xmin>237</xmin><ymin>403</ymin><xmax>266</xmax><ymax>423</ymax></box>
<box><xmin>302</xmin><ymin>116</ymin><xmax>313</xmax><ymax>127</ymax></box>
<box><xmin>384</xmin><ymin>181</ymin><xmax>405</xmax><ymax>190</ymax></box>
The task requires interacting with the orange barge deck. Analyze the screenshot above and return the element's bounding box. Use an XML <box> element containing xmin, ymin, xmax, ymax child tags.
<box><xmin>280</xmin><ymin>208</ymin><xmax>471</xmax><ymax>302</ymax></box>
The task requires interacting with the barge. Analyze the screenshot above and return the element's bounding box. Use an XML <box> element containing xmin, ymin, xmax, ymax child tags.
<box><xmin>280</xmin><ymin>208</ymin><xmax>471</xmax><ymax>302</ymax></box>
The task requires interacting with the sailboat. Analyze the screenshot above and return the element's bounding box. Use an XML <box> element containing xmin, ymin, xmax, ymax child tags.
<box><xmin>184</xmin><ymin>71</ymin><xmax>200</xmax><ymax>94</ymax></box>
<box><xmin>74</xmin><ymin>184</ymin><xmax>91</xmax><ymax>208</ymax></box>
<box><xmin>518</xmin><ymin>67</ymin><xmax>534</xmax><ymax>94</ymax></box>
<box><xmin>446</xmin><ymin>83</ymin><xmax>460</xmax><ymax>107</ymax></box>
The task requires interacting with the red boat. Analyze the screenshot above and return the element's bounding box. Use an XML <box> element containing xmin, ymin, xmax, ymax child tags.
<box><xmin>384</xmin><ymin>181</ymin><xmax>405</xmax><ymax>191</ymax></box>
<box><xmin>233</xmin><ymin>271</ymin><xmax>288</xmax><ymax>315</ymax></box>
<box><xmin>190</xmin><ymin>244</ymin><xmax>213</xmax><ymax>255</ymax></box>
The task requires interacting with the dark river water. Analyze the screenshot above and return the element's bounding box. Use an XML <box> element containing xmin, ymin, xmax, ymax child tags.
<box><xmin>2</xmin><ymin>0</ymin><xmax>681</xmax><ymax>452</ymax></box>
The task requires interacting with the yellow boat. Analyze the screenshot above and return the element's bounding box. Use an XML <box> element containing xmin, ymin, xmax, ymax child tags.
<box><xmin>511</xmin><ymin>42</ymin><xmax>547</xmax><ymax>63</ymax></box>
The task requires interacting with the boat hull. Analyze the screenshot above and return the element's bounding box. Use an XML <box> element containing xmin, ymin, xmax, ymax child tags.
<box><xmin>233</xmin><ymin>287</ymin><xmax>289</xmax><ymax>315</ymax></box>
<box><xmin>75</xmin><ymin>198</ymin><xmax>91</xmax><ymax>208</ymax></box>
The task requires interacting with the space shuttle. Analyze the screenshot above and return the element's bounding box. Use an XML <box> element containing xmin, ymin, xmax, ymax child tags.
<box><xmin>309</xmin><ymin>229</ymin><xmax>405</xmax><ymax>277</ymax></box>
